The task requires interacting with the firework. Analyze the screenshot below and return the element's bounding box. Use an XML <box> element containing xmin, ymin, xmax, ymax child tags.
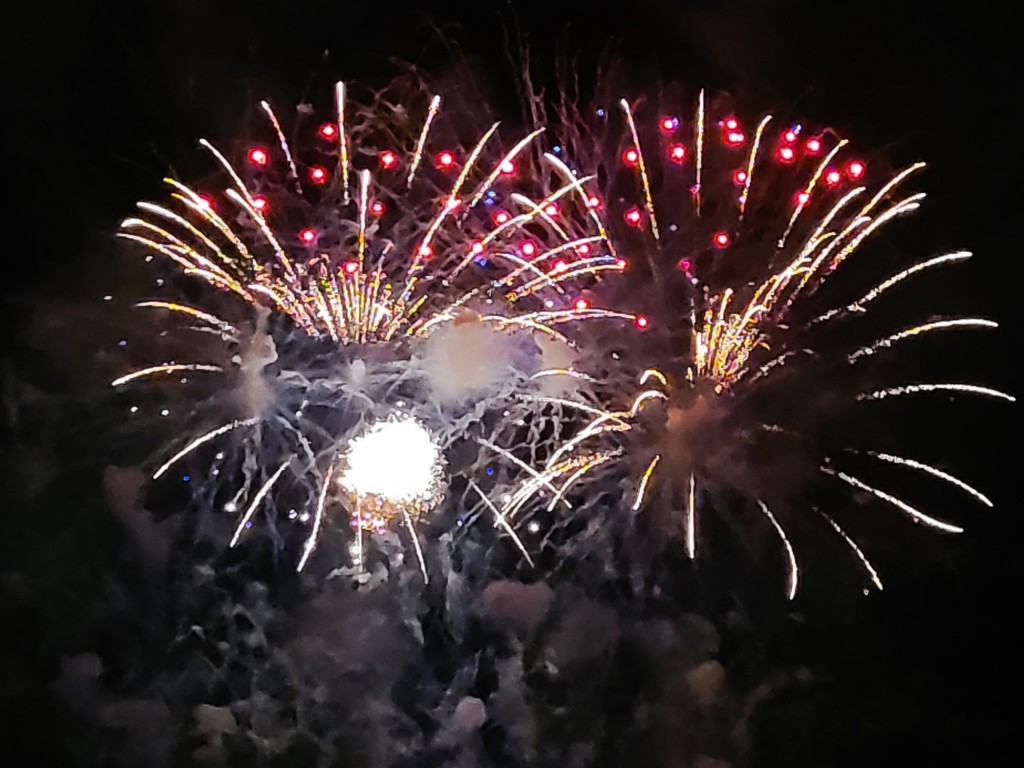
<box><xmin>112</xmin><ymin>76</ymin><xmax>640</xmax><ymax>575</ymax></box>
<box><xmin>500</xmin><ymin>88</ymin><xmax>1013</xmax><ymax>596</ymax></box>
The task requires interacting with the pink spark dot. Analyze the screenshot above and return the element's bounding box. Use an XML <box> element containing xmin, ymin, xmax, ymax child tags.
<box><xmin>586</xmin><ymin>194</ymin><xmax>602</xmax><ymax>210</ymax></box>
<box><xmin>574</xmin><ymin>297</ymin><xmax>590</xmax><ymax>311</ymax></box>
<box><xmin>622</xmin><ymin>147</ymin><xmax>640</xmax><ymax>167</ymax></box>
<box><xmin>805</xmin><ymin>137</ymin><xmax>823</xmax><ymax>154</ymax></box>
<box><xmin>520</xmin><ymin>241</ymin><xmax>538</xmax><ymax>258</ymax></box>
<box><xmin>493</xmin><ymin>209</ymin><xmax>511</xmax><ymax>225</ymax></box>
<box><xmin>796</xmin><ymin>191</ymin><xmax>811</xmax><ymax>205</ymax></box>
<box><xmin>370</xmin><ymin>201</ymin><xmax>386</xmax><ymax>216</ymax></box>
<box><xmin>378</xmin><ymin>150</ymin><xmax>399</xmax><ymax>170</ymax></box>
<box><xmin>624</xmin><ymin>207</ymin><xmax>643</xmax><ymax>226</ymax></box>
<box><xmin>247</xmin><ymin>147</ymin><xmax>269</xmax><ymax>167</ymax></box>
<box><xmin>343</xmin><ymin>261</ymin><xmax>359</xmax><ymax>274</ymax></box>
<box><xmin>417</xmin><ymin>243</ymin><xmax>433</xmax><ymax>258</ymax></box>
<box><xmin>847</xmin><ymin>160</ymin><xmax>866</xmax><ymax>179</ymax></box>
<box><xmin>499</xmin><ymin>159</ymin><xmax>516</xmax><ymax>175</ymax></box>
<box><xmin>309</xmin><ymin>166</ymin><xmax>328</xmax><ymax>184</ymax></box>
<box><xmin>825</xmin><ymin>169</ymin><xmax>842</xmax><ymax>187</ymax></box>
<box><xmin>778</xmin><ymin>146</ymin><xmax>796</xmax><ymax>163</ymax></box>
<box><xmin>635</xmin><ymin>315</ymin><xmax>649</xmax><ymax>329</ymax></box>
<box><xmin>713</xmin><ymin>231</ymin><xmax>731</xmax><ymax>248</ymax></box>
<box><xmin>669</xmin><ymin>143</ymin><xmax>687</xmax><ymax>163</ymax></box>
<box><xmin>318</xmin><ymin>123</ymin><xmax>338</xmax><ymax>140</ymax></box>
<box><xmin>252</xmin><ymin>195</ymin><xmax>269</xmax><ymax>213</ymax></box>
<box><xmin>435</xmin><ymin>150</ymin><xmax>456</xmax><ymax>169</ymax></box>
<box><xmin>298</xmin><ymin>228</ymin><xmax>317</xmax><ymax>245</ymax></box>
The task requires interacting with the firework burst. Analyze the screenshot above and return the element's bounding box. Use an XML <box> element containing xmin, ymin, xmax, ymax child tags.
<box><xmin>498</xmin><ymin>86</ymin><xmax>1013</xmax><ymax>596</ymax></box>
<box><xmin>112</xmin><ymin>75</ymin><xmax>641</xmax><ymax>577</ymax></box>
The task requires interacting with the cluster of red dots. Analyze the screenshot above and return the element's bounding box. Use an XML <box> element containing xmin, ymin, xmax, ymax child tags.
<box><xmin>615</xmin><ymin>113</ymin><xmax>871</xmax><ymax>251</ymax></box>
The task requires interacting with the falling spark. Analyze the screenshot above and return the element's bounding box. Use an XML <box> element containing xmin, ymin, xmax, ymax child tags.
<box><xmin>826</xmin><ymin>468</ymin><xmax>964</xmax><ymax>533</ymax></box>
<box><xmin>757</xmin><ymin>500</ymin><xmax>798</xmax><ymax>600</ymax></box>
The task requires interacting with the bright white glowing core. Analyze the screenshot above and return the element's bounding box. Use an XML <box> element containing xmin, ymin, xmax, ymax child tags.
<box><xmin>339</xmin><ymin>416</ymin><xmax>442</xmax><ymax>504</ymax></box>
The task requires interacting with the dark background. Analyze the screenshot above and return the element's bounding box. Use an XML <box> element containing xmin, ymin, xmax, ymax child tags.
<box><xmin>2</xmin><ymin>0</ymin><xmax>1020</xmax><ymax>764</ymax></box>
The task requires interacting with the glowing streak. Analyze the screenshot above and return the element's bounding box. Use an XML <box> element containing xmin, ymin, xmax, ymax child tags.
<box><xmin>817</xmin><ymin>251</ymin><xmax>974</xmax><ymax>323</ymax></box>
<box><xmin>757</xmin><ymin>500</ymin><xmax>797</xmax><ymax>599</ymax></box>
<box><xmin>543</xmin><ymin>152</ymin><xmax>617</xmax><ymax>258</ymax></box>
<box><xmin>639</xmin><ymin>369</ymin><xmax>668</xmax><ymax>387</ymax></box>
<box><xmin>111</xmin><ymin>363</ymin><xmax>221</xmax><ymax>387</ymax></box>
<box><xmin>230</xmin><ymin>461</ymin><xmax>291</xmax><ymax>547</ymax></box>
<box><xmin>630</xmin><ymin>389</ymin><xmax>669</xmax><ymax>415</ymax></box>
<box><xmin>863</xmin><ymin>451</ymin><xmax>993</xmax><ymax>507</ymax></box>
<box><xmin>545</xmin><ymin>450</ymin><xmax>620</xmax><ymax>511</ymax></box>
<box><xmin>134</xmin><ymin>202</ymin><xmax>237</xmax><ymax>273</ymax></box>
<box><xmin>619</xmin><ymin>99</ymin><xmax>660</xmax><ymax>241</ymax></box>
<box><xmin>297</xmin><ymin>462</ymin><xmax>335</xmax><ymax>572</ymax></box>
<box><xmin>827</xmin><ymin>468</ymin><xmax>964</xmax><ymax>533</ymax></box>
<box><xmin>523</xmin><ymin>395</ymin><xmax>631</xmax><ymax>424</ymax></box>
<box><xmin>402</xmin><ymin>510</ymin><xmax>428</xmax><ymax>583</ymax></box>
<box><xmin>859</xmin><ymin>383</ymin><xmax>1015</xmax><ymax>403</ymax></box>
<box><xmin>819</xmin><ymin>511</ymin><xmax>883</xmax><ymax>591</ymax></box>
<box><xmin>632</xmin><ymin>455</ymin><xmax>661</xmax><ymax>511</ymax></box>
<box><xmin>407</xmin><ymin>94</ymin><xmax>442</xmax><ymax>187</ymax></box>
<box><xmin>467</xmin><ymin>479</ymin><xmax>535</xmax><ymax>567</ymax></box>
<box><xmin>152</xmin><ymin>419</ymin><xmax>257</xmax><ymax>480</ymax></box>
<box><xmin>686</xmin><ymin>473</ymin><xmax>697</xmax><ymax>559</ymax></box>
<box><xmin>778</xmin><ymin>138</ymin><xmax>849</xmax><ymax>247</ymax></box>
<box><xmin>849</xmin><ymin>318</ymin><xmax>997</xmax><ymax>361</ymax></box>
<box><xmin>335</xmin><ymin>82</ymin><xmax>350</xmax><ymax>203</ymax></box>
<box><xmin>466</xmin><ymin>127</ymin><xmax>545</xmax><ymax>212</ymax></box>
<box><xmin>477</xmin><ymin>439</ymin><xmax>571</xmax><ymax>507</ymax></box>
<box><xmin>259</xmin><ymin>100</ymin><xmax>298</xmax><ymax>179</ymax></box>
<box><xmin>357</xmin><ymin>169</ymin><xmax>370</xmax><ymax>266</ymax></box>
<box><xmin>135</xmin><ymin>301</ymin><xmax>237</xmax><ymax>333</ymax></box>
<box><xmin>529</xmin><ymin>368</ymin><xmax>597</xmax><ymax>383</ymax></box>
<box><xmin>695</xmin><ymin>89</ymin><xmax>705</xmax><ymax>215</ymax></box>
<box><xmin>738</xmin><ymin>115</ymin><xmax>773</xmax><ymax>218</ymax></box>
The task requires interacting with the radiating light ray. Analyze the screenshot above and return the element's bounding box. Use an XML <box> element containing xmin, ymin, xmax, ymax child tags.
<box><xmin>112</xmin><ymin>363</ymin><xmax>222</xmax><ymax>387</ymax></box>
<box><xmin>297</xmin><ymin>462</ymin><xmax>336</xmax><ymax>572</ymax></box>
<box><xmin>407</xmin><ymin>94</ymin><xmax>442</xmax><ymax>187</ymax></box>
<box><xmin>477</xmin><ymin>439</ymin><xmax>573</xmax><ymax>507</ymax></box>
<box><xmin>839</xmin><ymin>251</ymin><xmax>973</xmax><ymax>316</ymax></box>
<box><xmin>686</xmin><ymin>472</ymin><xmax>697</xmax><ymax>559</ymax></box>
<box><xmin>402</xmin><ymin>510</ymin><xmax>429</xmax><ymax>583</ymax></box>
<box><xmin>849</xmin><ymin>318</ymin><xmax>997</xmax><ymax>361</ymax></box>
<box><xmin>152</xmin><ymin>419</ymin><xmax>257</xmax><ymax>480</ymax></box>
<box><xmin>738</xmin><ymin>115</ymin><xmax>772</xmax><ymax>218</ymax></box>
<box><xmin>529</xmin><ymin>368</ymin><xmax>597</xmax><ymax>383</ymax></box>
<box><xmin>619</xmin><ymin>98</ymin><xmax>660</xmax><ymax>241</ymax></box>
<box><xmin>778</xmin><ymin>138</ymin><xmax>848</xmax><ymax>248</ymax></box>
<box><xmin>632</xmin><ymin>455</ymin><xmax>661</xmax><ymax>511</ymax></box>
<box><xmin>819</xmin><ymin>510</ymin><xmax>883</xmax><ymax>591</ymax></box>
<box><xmin>694</xmin><ymin>89</ymin><xmax>705</xmax><ymax>215</ymax></box>
<box><xmin>135</xmin><ymin>302</ymin><xmax>237</xmax><ymax>334</ymax></box>
<box><xmin>861</xmin><ymin>450</ymin><xmax>993</xmax><ymax>507</ymax></box>
<box><xmin>859</xmin><ymin>383</ymin><xmax>1015</xmax><ymax>403</ymax></box>
<box><xmin>639</xmin><ymin>368</ymin><xmax>668</xmax><ymax>388</ymax></box>
<box><xmin>230</xmin><ymin>460</ymin><xmax>292</xmax><ymax>547</ymax></box>
<box><xmin>467</xmin><ymin>479</ymin><xmax>535</xmax><ymax>568</ymax></box>
<box><xmin>825</xmin><ymin>468</ymin><xmax>964</xmax><ymax>533</ymax></box>
<box><xmin>544</xmin><ymin>449</ymin><xmax>620</xmax><ymax>511</ymax></box>
<box><xmin>335</xmin><ymin>82</ymin><xmax>350</xmax><ymax>203</ymax></box>
<box><xmin>757</xmin><ymin>500</ymin><xmax>798</xmax><ymax>599</ymax></box>
<box><xmin>259</xmin><ymin>100</ymin><xmax>298</xmax><ymax>179</ymax></box>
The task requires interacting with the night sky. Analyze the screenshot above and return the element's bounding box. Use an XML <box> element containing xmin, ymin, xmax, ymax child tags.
<box><xmin>2</xmin><ymin>1</ymin><xmax>1020</xmax><ymax>765</ymax></box>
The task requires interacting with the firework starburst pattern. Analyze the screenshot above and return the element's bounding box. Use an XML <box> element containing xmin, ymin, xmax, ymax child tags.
<box><xmin>113</xmin><ymin>72</ymin><xmax>1012</xmax><ymax>596</ymax></box>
